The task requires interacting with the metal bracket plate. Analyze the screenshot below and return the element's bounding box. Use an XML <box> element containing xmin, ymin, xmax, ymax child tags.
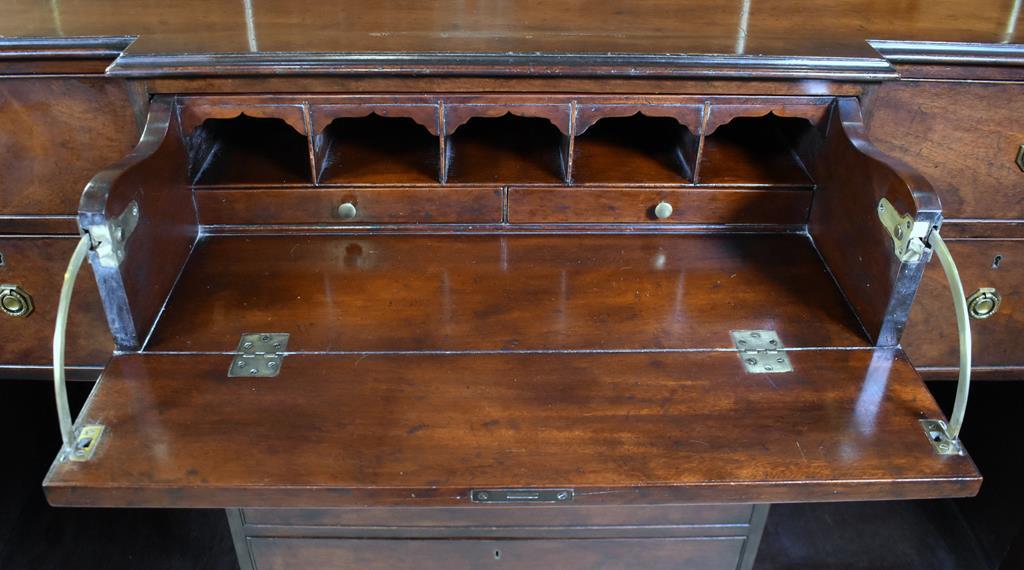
<box><xmin>229</xmin><ymin>333</ymin><xmax>289</xmax><ymax>378</ymax></box>
<box><xmin>920</xmin><ymin>419</ymin><xmax>965</xmax><ymax>456</ymax></box>
<box><xmin>877</xmin><ymin>197</ymin><xmax>930</xmax><ymax>263</ymax></box>
<box><xmin>471</xmin><ymin>489</ymin><xmax>574</xmax><ymax>503</ymax></box>
<box><xmin>731</xmin><ymin>330</ymin><xmax>792</xmax><ymax>373</ymax></box>
<box><xmin>87</xmin><ymin>200</ymin><xmax>140</xmax><ymax>268</ymax></box>
<box><xmin>68</xmin><ymin>425</ymin><xmax>105</xmax><ymax>462</ymax></box>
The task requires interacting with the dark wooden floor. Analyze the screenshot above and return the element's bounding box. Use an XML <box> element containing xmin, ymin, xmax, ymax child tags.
<box><xmin>1</xmin><ymin>379</ymin><xmax>1017</xmax><ymax>569</ymax></box>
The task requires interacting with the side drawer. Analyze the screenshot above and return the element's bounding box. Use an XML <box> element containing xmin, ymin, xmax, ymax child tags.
<box><xmin>195</xmin><ymin>186</ymin><xmax>502</xmax><ymax>225</ymax></box>
<box><xmin>242</xmin><ymin>504</ymin><xmax>755</xmax><ymax>529</ymax></box>
<box><xmin>903</xmin><ymin>239</ymin><xmax>1023</xmax><ymax>377</ymax></box>
<box><xmin>507</xmin><ymin>186</ymin><xmax>811</xmax><ymax>224</ymax></box>
<box><xmin>867</xmin><ymin>82</ymin><xmax>1024</xmax><ymax>220</ymax></box>
<box><xmin>0</xmin><ymin>236</ymin><xmax>112</xmax><ymax>372</ymax></box>
<box><xmin>248</xmin><ymin>537</ymin><xmax>746</xmax><ymax>570</ymax></box>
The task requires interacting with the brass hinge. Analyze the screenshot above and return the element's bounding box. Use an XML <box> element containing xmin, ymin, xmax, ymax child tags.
<box><xmin>877</xmin><ymin>198</ymin><xmax>930</xmax><ymax>263</ymax></box>
<box><xmin>228</xmin><ymin>333</ymin><xmax>289</xmax><ymax>377</ymax></box>
<box><xmin>85</xmin><ymin>200</ymin><xmax>140</xmax><ymax>268</ymax></box>
<box><xmin>731</xmin><ymin>330</ymin><xmax>792</xmax><ymax>373</ymax></box>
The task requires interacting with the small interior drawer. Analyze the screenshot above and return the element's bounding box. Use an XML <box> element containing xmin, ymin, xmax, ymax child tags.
<box><xmin>247</xmin><ymin>537</ymin><xmax>746</xmax><ymax>570</ymax></box>
<box><xmin>508</xmin><ymin>187</ymin><xmax>811</xmax><ymax>224</ymax></box>
<box><xmin>195</xmin><ymin>186</ymin><xmax>502</xmax><ymax>225</ymax></box>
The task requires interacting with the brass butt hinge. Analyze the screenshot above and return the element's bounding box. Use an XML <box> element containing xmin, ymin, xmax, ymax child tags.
<box><xmin>85</xmin><ymin>200</ymin><xmax>140</xmax><ymax>268</ymax></box>
<box><xmin>877</xmin><ymin>198</ymin><xmax>931</xmax><ymax>263</ymax></box>
<box><xmin>731</xmin><ymin>330</ymin><xmax>792</xmax><ymax>373</ymax></box>
<box><xmin>229</xmin><ymin>333</ymin><xmax>289</xmax><ymax>377</ymax></box>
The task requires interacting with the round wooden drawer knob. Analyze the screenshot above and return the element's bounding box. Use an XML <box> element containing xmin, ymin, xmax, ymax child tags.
<box><xmin>654</xmin><ymin>201</ymin><xmax>673</xmax><ymax>220</ymax></box>
<box><xmin>337</xmin><ymin>202</ymin><xmax>358</xmax><ymax>220</ymax></box>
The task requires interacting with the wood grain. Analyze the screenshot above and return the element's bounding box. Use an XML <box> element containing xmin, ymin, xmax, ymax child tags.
<box><xmin>0</xmin><ymin>236</ymin><xmax>113</xmax><ymax>367</ymax></box>
<box><xmin>806</xmin><ymin>98</ymin><xmax>941</xmax><ymax>346</ymax></box>
<box><xmin>79</xmin><ymin>97</ymin><xmax>198</xmax><ymax>350</ymax></box>
<box><xmin>866</xmin><ymin>81</ymin><xmax>1024</xmax><ymax>221</ymax></box>
<box><xmin>0</xmin><ymin>78</ymin><xmax>138</xmax><ymax>216</ymax></box>
<box><xmin>196</xmin><ymin>187</ymin><xmax>502</xmax><ymax>225</ymax></box>
<box><xmin>248</xmin><ymin>537</ymin><xmax>746</xmax><ymax>570</ymax></box>
<box><xmin>508</xmin><ymin>187</ymin><xmax>811</xmax><ymax>224</ymax></box>
<box><xmin>143</xmin><ymin>233</ymin><xmax>867</xmax><ymax>352</ymax></box>
<box><xmin>44</xmin><ymin>349</ymin><xmax>980</xmax><ymax>507</ymax></box>
<box><xmin>903</xmin><ymin>239</ymin><xmax>1024</xmax><ymax>375</ymax></box>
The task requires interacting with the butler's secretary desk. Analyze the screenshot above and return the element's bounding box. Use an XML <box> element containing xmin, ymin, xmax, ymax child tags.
<box><xmin>2</xmin><ymin>1</ymin><xmax>1021</xmax><ymax>568</ymax></box>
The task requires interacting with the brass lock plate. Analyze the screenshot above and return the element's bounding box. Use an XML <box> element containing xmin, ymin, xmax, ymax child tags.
<box><xmin>0</xmin><ymin>284</ymin><xmax>33</xmax><ymax>318</ymax></box>
<box><xmin>471</xmin><ymin>489</ymin><xmax>574</xmax><ymax>503</ymax></box>
<box><xmin>966</xmin><ymin>287</ymin><xmax>1001</xmax><ymax>319</ymax></box>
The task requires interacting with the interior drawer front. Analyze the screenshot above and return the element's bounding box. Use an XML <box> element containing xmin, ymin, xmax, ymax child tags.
<box><xmin>867</xmin><ymin>82</ymin><xmax>1024</xmax><ymax>220</ymax></box>
<box><xmin>195</xmin><ymin>187</ymin><xmax>502</xmax><ymax>225</ymax></box>
<box><xmin>242</xmin><ymin>504</ymin><xmax>754</xmax><ymax>528</ymax></box>
<box><xmin>904</xmin><ymin>239</ymin><xmax>1023</xmax><ymax>377</ymax></box>
<box><xmin>0</xmin><ymin>236</ymin><xmax>112</xmax><ymax>370</ymax></box>
<box><xmin>248</xmin><ymin>537</ymin><xmax>745</xmax><ymax>570</ymax></box>
<box><xmin>507</xmin><ymin>186</ymin><xmax>811</xmax><ymax>224</ymax></box>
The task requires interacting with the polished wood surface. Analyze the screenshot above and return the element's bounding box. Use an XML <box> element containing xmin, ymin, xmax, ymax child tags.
<box><xmin>196</xmin><ymin>187</ymin><xmax>502</xmax><ymax>225</ymax></box>
<box><xmin>242</xmin><ymin>504</ymin><xmax>755</xmax><ymax>529</ymax></box>
<box><xmin>44</xmin><ymin>348</ymin><xmax>979</xmax><ymax>507</ymax></box>
<box><xmin>0</xmin><ymin>78</ymin><xmax>137</xmax><ymax>217</ymax></box>
<box><xmin>866</xmin><ymin>81</ymin><xmax>1024</xmax><ymax>221</ymax></box>
<box><xmin>807</xmin><ymin>98</ymin><xmax>941</xmax><ymax>346</ymax></box>
<box><xmin>2</xmin><ymin>0</ymin><xmax>1020</xmax><ymax>60</ymax></box>
<box><xmin>79</xmin><ymin>98</ymin><xmax>198</xmax><ymax>350</ymax></box>
<box><xmin>0</xmin><ymin>236</ymin><xmax>112</xmax><ymax>368</ymax></box>
<box><xmin>248</xmin><ymin>537</ymin><xmax>746</xmax><ymax>570</ymax></box>
<box><xmin>143</xmin><ymin>233</ymin><xmax>867</xmax><ymax>352</ymax></box>
<box><xmin>905</xmin><ymin>239</ymin><xmax>1024</xmax><ymax>376</ymax></box>
<box><xmin>507</xmin><ymin>187</ymin><xmax>811</xmax><ymax>224</ymax></box>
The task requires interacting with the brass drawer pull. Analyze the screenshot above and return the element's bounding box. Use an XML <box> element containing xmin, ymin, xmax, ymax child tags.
<box><xmin>337</xmin><ymin>202</ymin><xmax>358</xmax><ymax>220</ymax></box>
<box><xmin>966</xmin><ymin>287</ymin><xmax>1000</xmax><ymax>319</ymax></box>
<box><xmin>0</xmin><ymin>284</ymin><xmax>33</xmax><ymax>318</ymax></box>
<box><xmin>654</xmin><ymin>201</ymin><xmax>673</xmax><ymax>220</ymax></box>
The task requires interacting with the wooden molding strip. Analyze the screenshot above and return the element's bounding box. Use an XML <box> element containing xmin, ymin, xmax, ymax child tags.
<box><xmin>107</xmin><ymin>51</ymin><xmax>896</xmax><ymax>81</ymax></box>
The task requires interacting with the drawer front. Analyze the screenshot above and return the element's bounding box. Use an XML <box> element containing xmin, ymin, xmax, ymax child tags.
<box><xmin>508</xmin><ymin>186</ymin><xmax>810</xmax><ymax>224</ymax></box>
<box><xmin>248</xmin><ymin>537</ymin><xmax>745</xmax><ymax>570</ymax></box>
<box><xmin>0</xmin><ymin>237</ymin><xmax>113</xmax><ymax>369</ymax></box>
<box><xmin>243</xmin><ymin>504</ymin><xmax>754</xmax><ymax>528</ymax></box>
<box><xmin>903</xmin><ymin>239</ymin><xmax>1023</xmax><ymax>375</ymax></box>
<box><xmin>0</xmin><ymin>78</ymin><xmax>138</xmax><ymax>216</ymax></box>
<box><xmin>196</xmin><ymin>187</ymin><xmax>502</xmax><ymax>225</ymax></box>
<box><xmin>867</xmin><ymin>82</ymin><xmax>1024</xmax><ymax>220</ymax></box>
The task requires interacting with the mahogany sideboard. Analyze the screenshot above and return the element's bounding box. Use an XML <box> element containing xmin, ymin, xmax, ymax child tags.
<box><xmin>1</xmin><ymin>1</ymin><xmax>1021</xmax><ymax>568</ymax></box>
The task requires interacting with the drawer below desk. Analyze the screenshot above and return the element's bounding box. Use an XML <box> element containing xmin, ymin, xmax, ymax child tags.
<box><xmin>231</xmin><ymin>505</ymin><xmax>767</xmax><ymax>570</ymax></box>
<box><xmin>246</xmin><ymin>537</ymin><xmax>747</xmax><ymax>570</ymax></box>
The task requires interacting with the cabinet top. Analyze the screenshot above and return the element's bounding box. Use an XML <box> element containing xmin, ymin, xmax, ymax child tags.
<box><xmin>2</xmin><ymin>0</ymin><xmax>1021</xmax><ymax>77</ymax></box>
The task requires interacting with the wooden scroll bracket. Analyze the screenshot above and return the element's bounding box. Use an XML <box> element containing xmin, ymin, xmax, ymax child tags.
<box><xmin>79</xmin><ymin>95</ymin><xmax>198</xmax><ymax>351</ymax></box>
<box><xmin>806</xmin><ymin>97</ymin><xmax>942</xmax><ymax>348</ymax></box>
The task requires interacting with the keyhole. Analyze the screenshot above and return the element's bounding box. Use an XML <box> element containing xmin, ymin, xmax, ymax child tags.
<box><xmin>494</xmin><ymin>550</ymin><xmax>501</xmax><ymax>560</ymax></box>
<box><xmin>993</xmin><ymin>254</ymin><xmax>1003</xmax><ymax>269</ymax></box>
